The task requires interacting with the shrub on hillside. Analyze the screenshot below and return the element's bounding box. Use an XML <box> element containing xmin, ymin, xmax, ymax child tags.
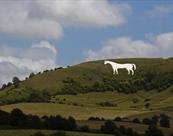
<box><xmin>114</xmin><ymin>117</ymin><xmax>122</xmax><ymax>122</ymax></box>
<box><xmin>144</xmin><ymin>98</ymin><xmax>151</xmax><ymax>102</ymax></box>
<box><xmin>132</xmin><ymin>118</ymin><xmax>140</xmax><ymax>124</ymax></box>
<box><xmin>29</xmin><ymin>72</ymin><xmax>35</xmax><ymax>78</ymax></box>
<box><xmin>88</xmin><ymin>117</ymin><xmax>103</xmax><ymax>121</ymax></box>
<box><xmin>132</xmin><ymin>98</ymin><xmax>139</xmax><ymax>103</ymax></box>
<box><xmin>12</xmin><ymin>76</ymin><xmax>20</xmax><ymax>88</ymax></box>
<box><xmin>145</xmin><ymin>103</ymin><xmax>150</xmax><ymax>109</ymax></box>
<box><xmin>61</xmin><ymin>77</ymin><xmax>83</xmax><ymax>95</ymax></box>
<box><xmin>97</xmin><ymin>101</ymin><xmax>117</xmax><ymax>107</ymax></box>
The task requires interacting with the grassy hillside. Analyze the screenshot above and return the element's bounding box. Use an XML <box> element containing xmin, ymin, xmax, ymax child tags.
<box><xmin>0</xmin><ymin>58</ymin><xmax>172</xmax><ymax>105</ymax></box>
<box><xmin>1</xmin><ymin>88</ymin><xmax>173</xmax><ymax>120</ymax></box>
<box><xmin>0</xmin><ymin>102</ymin><xmax>143</xmax><ymax>120</ymax></box>
<box><xmin>0</xmin><ymin>58</ymin><xmax>173</xmax><ymax>136</ymax></box>
<box><xmin>19</xmin><ymin>58</ymin><xmax>173</xmax><ymax>92</ymax></box>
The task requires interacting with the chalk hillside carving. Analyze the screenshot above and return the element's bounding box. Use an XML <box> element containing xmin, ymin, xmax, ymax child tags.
<box><xmin>104</xmin><ymin>60</ymin><xmax>136</xmax><ymax>75</ymax></box>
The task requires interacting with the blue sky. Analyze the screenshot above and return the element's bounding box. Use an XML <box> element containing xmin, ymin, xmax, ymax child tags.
<box><xmin>0</xmin><ymin>0</ymin><xmax>173</xmax><ymax>85</ymax></box>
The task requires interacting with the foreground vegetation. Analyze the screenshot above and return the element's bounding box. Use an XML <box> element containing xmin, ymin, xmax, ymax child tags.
<box><xmin>1</xmin><ymin>108</ymin><xmax>173</xmax><ymax>136</ymax></box>
<box><xmin>0</xmin><ymin>130</ymin><xmax>111</xmax><ymax>136</ymax></box>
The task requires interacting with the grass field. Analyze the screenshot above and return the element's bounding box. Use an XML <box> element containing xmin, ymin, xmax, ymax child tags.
<box><xmin>53</xmin><ymin>88</ymin><xmax>173</xmax><ymax>110</ymax></box>
<box><xmin>1</xmin><ymin>88</ymin><xmax>173</xmax><ymax>120</ymax></box>
<box><xmin>0</xmin><ymin>130</ymin><xmax>112</xmax><ymax>136</ymax></box>
<box><xmin>0</xmin><ymin>102</ymin><xmax>143</xmax><ymax>120</ymax></box>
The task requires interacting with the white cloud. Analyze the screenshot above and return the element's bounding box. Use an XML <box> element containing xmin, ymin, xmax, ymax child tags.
<box><xmin>0</xmin><ymin>1</ymin><xmax>63</xmax><ymax>39</ymax></box>
<box><xmin>0</xmin><ymin>41</ymin><xmax>57</xmax><ymax>86</ymax></box>
<box><xmin>0</xmin><ymin>0</ymin><xmax>131</xmax><ymax>38</ymax></box>
<box><xmin>85</xmin><ymin>32</ymin><xmax>173</xmax><ymax>60</ymax></box>
<box><xmin>155</xmin><ymin>32</ymin><xmax>173</xmax><ymax>50</ymax></box>
<box><xmin>32</xmin><ymin>41</ymin><xmax>57</xmax><ymax>54</ymax></box>
<box><xmin>146</xmin><ymin>5</ymin><xmax>173</xmax><ymax>17</ymax></box>
<box><xmin>35</xmin><ymin>0</ymin><xmax>131</xmax><ymax>27</ymax></box>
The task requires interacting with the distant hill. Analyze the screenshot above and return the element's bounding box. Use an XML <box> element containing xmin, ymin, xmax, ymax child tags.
<box><xmin>0</xmin><ymin>58</ymin><xmax>173</xmax><ymax>105</ymax></box>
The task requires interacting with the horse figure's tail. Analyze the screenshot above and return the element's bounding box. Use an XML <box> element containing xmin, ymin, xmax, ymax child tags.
<box><xmin>132</xmin><ymin>64</ymin><xmax>136</xmax><ymax>70</ymax></box>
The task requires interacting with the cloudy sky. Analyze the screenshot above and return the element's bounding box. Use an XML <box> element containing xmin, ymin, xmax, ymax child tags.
<box><xmin>0</xmin><ymin>0</ymin><xmax>173</xmax><ymax>85</ymax></box>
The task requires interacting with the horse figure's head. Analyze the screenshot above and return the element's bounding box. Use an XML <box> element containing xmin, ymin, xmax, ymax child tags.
<box><xmin>104</xmin><ymin>60</ymin><xmax>109</xmax><ymax>65</ymax></box>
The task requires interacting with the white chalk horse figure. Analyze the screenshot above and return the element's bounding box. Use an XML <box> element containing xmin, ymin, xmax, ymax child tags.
<box><xmin>104</xmin><ymin>60</ymin><xmax>136</xmax><ymax>75</ymax></box>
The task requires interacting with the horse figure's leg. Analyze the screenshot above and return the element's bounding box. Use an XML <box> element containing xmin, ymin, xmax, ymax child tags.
<box><xmin>112</xmin><ymin>68</ymin><xmax>115</xmax><ymax>75</ymax></box>
<box><xmin>127</xmin><ymin>69</ymin><xmax>130</xmax><ymax>75</ymax></box>
<box><xmin>113</xmin><ymin>69</ymin><xmax>115</xmax><ymax>75</ymax></box>
<box><xmin>115</xmin><ymin>69</ymin><xmax>118</xmax><ymax>75</ymax></box>
<box><xmin>131</xmin><ymin>69</ymin><xmax>134</xmax><ymax>75</ymax></box>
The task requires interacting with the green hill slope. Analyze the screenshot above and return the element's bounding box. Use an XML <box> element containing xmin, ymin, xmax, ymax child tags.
<box><xmin>0</xmin><ymin>58</ymin><xmax>173</xmax><ymax>105</ymax></box>
<box><xmin>20</xmin><ymin>58</ymin><xmax>173</xmax><ymax>92</ymax></box>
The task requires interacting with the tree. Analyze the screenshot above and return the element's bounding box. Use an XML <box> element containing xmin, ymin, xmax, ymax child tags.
<box><xmin>113</xmin><ymin>129</ymin><xmax>124</xmax><ymax>136</ymax></box>
<box><xmin>10</xmin><ymin>108</ymin><xmax>28</xmax><ymax>127</ymax></box>
<box><xmin>132</xmin><ymin>118</ymin><xmax>140</xmax><ymax>124</ymax></box>
<box><xmin>145</xmin><ymin>124</ymin><xmax>164</xmax><ymax>136</ymax></box>
<box><xmin>29</xmin><ymin>72</ymin><xmax>35</xmax><ymax>78</ymax></box>
<box><xmin>0</xmin><ymin>110</ymin><xmax>10</xmax><ymax>125</ymax></box>
<box><xmin>7</xmin><ymin>82</ymin><xmax>12</xmax><ymax>87</ymax></box>
<box><xmin>160</xmin><ymin>114</ymin><xmax>170</xmax><ymax>128</ymax></box>
<box><xmin>67</xmin><ymin>116</ymin><xmax>77</xmax><ymax>131</ymax></box>
<box><xmin>101</xmin><ymin>120</ymin><xmax>117</xmax><ymax>134</ymax></box>
<box><xmin>27</xmin><ymin>115</ymin><xmax>41</xmax><ymax>129</ymax></box>
<box><xmin>143</xmin><ymin>118</ymin><xmax>151</xmax><ymax>125</ymax></box>
<box><xmin>12</xmin><ymin>76</ymin><xmax>20</xmax><ymax>88</ymax></box>
<box><xmin>80</xmin><ymin>125</ymin><xmax>89</xmax><ymax>132</ymax></box>
<box><xmin>151</xmin><ymin>115</ymin><xmax>159</xmax><ymax>125</ymax></box>
<box><xmin>126</xmin><ymin>128</ymin><xmax>136</xmax><ymax>136</ymax></box>
<box><xmin>1</xmin><ymin>84</ymin><xmax>7</xmax><ymax>90</ymax></box>
<box><xmin>119</xmin><ymin>125</ymin><xmax>126</xmax><ymax>134</ymax></box>
<box><xmin>114</xmin><ymin>117</ymin><xmax>122</xmax><ymax>122</ymax></box>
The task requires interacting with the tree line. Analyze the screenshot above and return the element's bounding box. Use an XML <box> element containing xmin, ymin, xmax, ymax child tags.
<box><xmin>100</xmin><ymin>120</ymin><xmax>166</xmax><ymax>136</ymax></box>
<box><xmin>89</xmin><ymin>114</ymin><xmax>171</xmax><ymax>128</ymax></box>
<box><xmin>0</xmin><ymin>108</ymin><xmax>77</xmax><ymax>131</ymax></box>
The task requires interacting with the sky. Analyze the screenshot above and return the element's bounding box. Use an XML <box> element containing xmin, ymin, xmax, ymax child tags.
<box><xmin>0</xmin><ymin>0</ymin><xmax>173</xmax><ymax>85</ymax></box>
